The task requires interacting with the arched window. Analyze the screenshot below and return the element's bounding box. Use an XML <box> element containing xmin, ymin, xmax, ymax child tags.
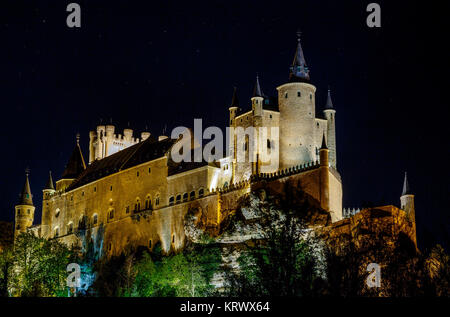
<box><xmin>297</xmin><ymin>91</ymin><xmax>301</xmax><ymax>97</ymax></box>
<box><xmin>145</xmin><ymin>196</ymin><xmax>151</xmax><ymax>210</ymax></box>
<box><xmin>55</xmin><ymin>208</ymin><xmax>60</xmax><ymax>218</ymax></box>
<box><xmin>190</xmin><ymin>191</ymin><xmax>195</xmax><ymax>200</ymax></box>
<box><xmin>93</xmin><ymin>214</ymin><xmax>98</xmax><ymax>225</ymax></box>
<box><xmin>285</xmin><ymin>92</ymin><xmax>288</xmax><ymax>98</ymax></box>
<box><xmin>198</xmin><ymin>188</ymin><xmax>204</xmax><ymax>197</ymax></box>
<box><xmin>223</xmin><ymin>182</ymin><xmax>229</xmax><ymax>188</ymax></box>
<box><xmin>183</xmin><ymin>193</ymin><xmax>188</xmax><ymax>202</ymax></box>
<box><xmin>176</xmin><ymin>194</ymin><xmax>181</xmax><ymax>204</ymax></box>
<box><xmin>267</xmin><ymin>139</ymin><xmax>271</xmax><ymax>149</ymax></box>
<box><xmin>78</xmin><ymin>216</ymin><xmax>86</xmax><ymax>230</ymax></box>
<box><xmin>108</xmin><ymin>209</ymin><xmax>114</xmax><ymax>220</ymax></box>
<box><xmin>148</xmin><ymin>240</ymin><xmax>152</xmax><ymax>249</ymax></box>
<box><xmin>67</xmin><ymin>223</ymin><xmax>73</xmax><ymax>234</ymax></box>
<box><xmin>155</xmin><ymin>194</ymin><xmax>160</xmax><ymax>206</ymax></box>
<box><xmin>17</xmin><ymin>209</ymin><xmax>21</xmax><ymax>215</ymax></box>
<box><xmin>169</xmin><ymin>196</ymin><xmax>174</xmax><ymax>206</ymax></box>
<box><xmin>54</xmin><ymin>227</ymin><xmax>59</xmax><ymax>238</ymax></box>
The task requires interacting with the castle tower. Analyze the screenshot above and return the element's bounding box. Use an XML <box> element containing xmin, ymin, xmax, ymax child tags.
<box><xmin>323</xmin><ymin>88</ymin><xmax>337</xmax><ymax>168</ymax></box>
<box><xmin>400</xmin><ymin>172</ymin><xmax>415</xmax><ymax>222</ymax></box>
<box><xmin>228</xmin><ymin>87</ymin><xmax>239</xmax><ymax>182</ymax></box>
<box><xmin>251</xmin><ymin>76</ymin><xmax>264</xmax><ymax>174</ymax></box>
<box><xmin>14</xmin><ymin>169</ymin><xmax>35</xmax><ymax>238</ymax></box>
<box><xmin>319</xmin><ymin>133</ymin><xmax>330</xmax><ymax>212</ymax></box>
<box><xmin>252</xmin><ymin>75</ymin><xmax>264</xmax><ymax>118</ymax></box>
<box><xmin>229</xmin><ymin>86</ymin><xmax>239</xmax><ymax>126</ymax></box>
<box><xmin>41</xmin><ymin>171</ymin><xmax>56</xmax><ymax>239</ymax></box>
<box><xmin>277</xmin><ymin>32</ymin><xmax>316</xmax><ymax>169</ymax></box>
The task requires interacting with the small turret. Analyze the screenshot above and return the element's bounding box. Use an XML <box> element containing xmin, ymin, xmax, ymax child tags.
<box><xmin>318</xmin><ymin>133</ymin><xmax>330</xmax><ymax>212</ymax></box>
<box><xmin>400</xmin><ymin>172</ymin><xmax>415</xmax><ymax>222</ymax></box>
<box><xmin>251</xmin><ymin>75</ymin><xmax>264</xmax><ymax>118</ymax></box>
<box><xmin>319</xmin><ymin>132</ymin><xmax>329</xmax><ymax>167</ymax></box>
<box><xmin>14</xmin><ymin>168</ymin><xmax>35</xmax><ymax>238</ymax></box>
<box><xmin>123</xmin><ymin>128</ymin><xmax>133</xmax><ymax>142</ymax></box>
<box><xmin>141</xmin><ymin>131</ymin><xmax>151</xmax><ymax>141</ymax></box>
<box><xmin>229</xmin><ymin>87</ymin><xmax>239</xmax><ymax>126</ymax></box>
<box><xmin>323</xmin><ymin>87</ymin><xmax>337</xmax><ymax>168</ymax></box>
<box><xmin>44</xmin><ymin>170</ymin><xmax>55</xmax><ymax>191</ymax></box>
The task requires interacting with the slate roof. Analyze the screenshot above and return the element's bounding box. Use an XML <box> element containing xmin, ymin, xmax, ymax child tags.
<box><xmin>18</xmin><ymin>173</ymin><xmax>33</xmax><ymax>206</ymax></box>
<box><xmin>67</xmin><ymin>137</ymin><xmax>176</xmax><ymax>191</ymax></box>
<box><xmin>61</xmin><ymin>143</ymin><xmax>86</xmax><ymax>179</ymax></box>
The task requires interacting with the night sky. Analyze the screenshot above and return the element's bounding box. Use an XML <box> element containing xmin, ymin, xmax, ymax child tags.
<box><xmin>0</xmin><ymin>1</ymin><xmax>448</xmax><ymax>251</ymax></box>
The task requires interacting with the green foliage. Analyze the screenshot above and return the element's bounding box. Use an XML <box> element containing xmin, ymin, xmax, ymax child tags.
<box><xmin>1</xmin><ymin>232</ymin><xmax>74</xmax><ymax>297</ymax></box>
<box><xmin>90</xmin><ymin>239</ymin><xmax>222</xmax><ymax>297</ymax></box>
<box><xmin>224</xmin><ymin>216</ymin><xmax>323</xmax><ymax>296</ymax></box>
<box><xmin>127</xmin><ymin>242</ymin><xmax>221</xmax><ymax>297</ymax></box>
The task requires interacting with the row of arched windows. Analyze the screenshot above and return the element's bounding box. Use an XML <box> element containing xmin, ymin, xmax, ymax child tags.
<box><xmin>169</xmin><ymin>188</ymin><xmax>204</xmax><ymax>206</ymax></box>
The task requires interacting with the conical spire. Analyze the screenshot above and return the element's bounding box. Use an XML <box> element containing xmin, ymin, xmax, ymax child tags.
<box><xmin>320</xmin><ymin>132</ymin><xmax>328</xmax><ymax>150</ymax></box>
<box><xmin>230</xmin><ymin>86</ymin><xmax>239</xmax><ymax>107</ymax></box>
<box><xmin>18</xmin><ymin>168</ymin><xmax>33</xmax><ymax>206</ymax></box>
<box><xmin>252</xmin><ymin>75</ymin><xmax>263</xmax><ymax>98</ymax></box>
<box><xmin>61</xmin><ymin>134</ymin><xmax>86</xmax><ymax>179</ymax></box>
<box><xmin>325</xmin><ymin>87</ymin><xmax>334</xmax><ymax>110</ymax></box>
<box><xmin>402</xmin><ymin>172</ymin><xmax>411</xmax><ymax>196</ymax></box>
<box><xmin>44</xmin><ymin>171</ymin><xmax>55</xmax><ymax>190</ymax></box>
<box><xmin>289</xmin><ymin>31</ymin><xmax>310</xmax><ymax>82</ymax></box>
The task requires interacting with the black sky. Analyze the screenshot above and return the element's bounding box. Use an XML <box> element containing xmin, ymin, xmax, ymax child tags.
<box><xmin>0</xmin><ymin>0</ymin><xmax>448</xmax><ymax>251</ymax></box>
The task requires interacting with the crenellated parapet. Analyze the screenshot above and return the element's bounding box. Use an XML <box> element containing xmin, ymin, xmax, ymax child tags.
<box><xmin>89</xmin><ymin>124</ymin><xmax>151</xmax><ymax>163</ymax></box>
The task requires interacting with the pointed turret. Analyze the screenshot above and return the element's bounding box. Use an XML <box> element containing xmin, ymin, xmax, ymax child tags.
<box><xmin>44</xmin><ymin>171</ymin><xmax>55</xmax><ymax>190</ymax></box>
<box><xmin>323</xmin><ymin>86</ymin><xmax>337</xmax><ymax>168</ymax></box>
<box><xmin>14</xmin><ymin>168</ymin><xmax>36</xmax><ymax>238</ymax></box>
<box><xmin>61</xmin><ymin>133</ymin><xmax>86</xmax><ymax>179</ymax></box>
<box><xmin>231</xmin><ymin>86</ymin><xmax>239</xmax><ymax>107</ymax></box>
<box><xmin>400</xmin><ymin>171</ymin><xmax>416</xmax><ymax>243</ymax></box>
<box><xmin>325</xmin><ymin>88</ymin><xmax>334</xmax><ymax>110</ymax></box>
<box><xmin>18</xmin><ymin>168</ymin><xmax>33</xmax><ymax>206</ymax></box>
<box><xmin>402</xmin><ymin>172</ymin><xmax>411</xmax><ymax>196</ymax></box>
<box><xmin>289</xmin><ymin>31</ymin><xmax>310</xmax><ymax>82</ymax></box>
<box><xmin>252</xmin><ymin>75</ymin><xmax>263</xmax><ymax>98</ymax></box>
<box><xmin>320</xmin><ymin>132</ymin><xmax>328</xmax><ymax>150</ymax></box>
<box><xmin>251</xmin><ymin>75</ymin><xmax>264</xmax><ymax>119</ymax></box>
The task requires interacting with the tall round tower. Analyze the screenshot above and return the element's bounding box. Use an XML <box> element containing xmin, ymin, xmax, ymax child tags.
<box><xmin>278</xmin><ymin>33</ymin><xmax>316</xmax><ymax>169</ymax></box>
<box><xmin>14</xmin><ymin>169</ymin><xmax>35</xmax><ymax>238</ymax></box>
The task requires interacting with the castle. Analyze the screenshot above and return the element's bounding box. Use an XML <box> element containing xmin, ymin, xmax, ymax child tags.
<box><xmin>13</xmin><ymin>35</ymin><xmax>417</xmax><ymax>256</ymax></box>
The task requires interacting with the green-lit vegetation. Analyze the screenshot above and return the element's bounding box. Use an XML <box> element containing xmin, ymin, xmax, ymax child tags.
<box><xmin>92</xmin><ymin>236</ymin><xmax>222</xmax><ymax>297</ymax></box>
<box><xmin>0</xmin><ymin>233</ymin><xmax>74</xmax><ymax>297</ymax></box>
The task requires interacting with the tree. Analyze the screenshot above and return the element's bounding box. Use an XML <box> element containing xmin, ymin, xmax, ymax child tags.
<box><xmin>9</xmin><ymin>233</ymin><xmax>73</xmax><ymax>296</ymax></box>
<box><xmin>128</xmin><ymin>239</ymin><xmax>221</xmax><ymax>297</ymax></box>
<box><xmin>222</xmin><ymin>181</ymin><xmax>328</xmax><ymax>296</ymax></box>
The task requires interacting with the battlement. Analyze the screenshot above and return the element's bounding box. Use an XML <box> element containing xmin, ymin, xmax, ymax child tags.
<box><xmin>88</xmin><ymin>124</ymin><xmax>151</xmax><ymax>163</ymax></box>
<box><xmin>215</xmin><ymin>160</ymin><xmax>321</xmax><ymax>194</ymax></box>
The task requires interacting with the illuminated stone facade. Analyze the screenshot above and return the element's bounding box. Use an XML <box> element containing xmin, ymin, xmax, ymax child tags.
<box><xmin>12</xmin><ymin>37</ymin><xmax>415</xmax><ymax>258</ymax></box>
